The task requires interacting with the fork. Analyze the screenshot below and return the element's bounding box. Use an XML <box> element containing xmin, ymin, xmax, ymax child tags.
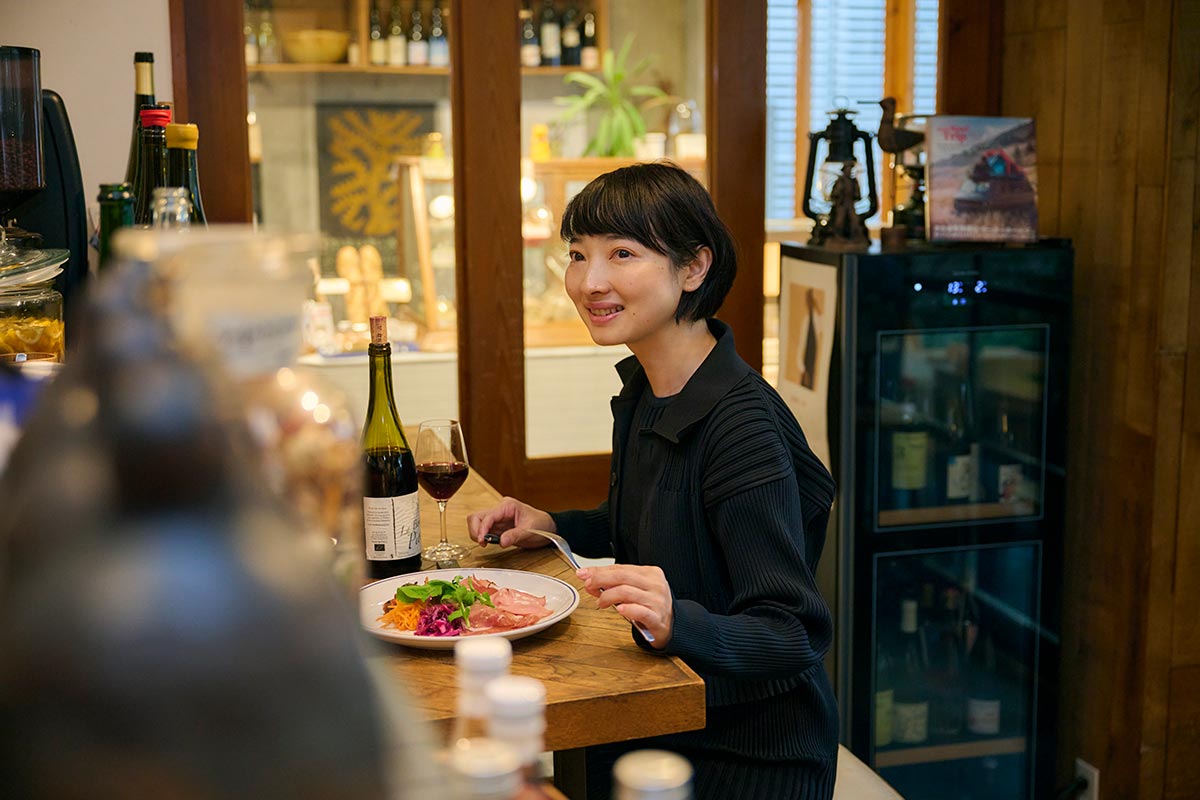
<box><xmin>483</xmin><ymin>529</ymin><xmax>656</xmax><ymax>643</ymax></box>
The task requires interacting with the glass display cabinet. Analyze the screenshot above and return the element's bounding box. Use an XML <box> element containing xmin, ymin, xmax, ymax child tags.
<box><xmin>778</xmin><ymin>239</ymin><xmax>1072</xmax><ymax>799</ymax></box>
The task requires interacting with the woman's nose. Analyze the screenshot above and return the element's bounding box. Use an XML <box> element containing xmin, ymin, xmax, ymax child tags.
<box><xmin>579</xmin><ymin>260</ymin><xmax>610</xmax><ymax>293</ymax></box>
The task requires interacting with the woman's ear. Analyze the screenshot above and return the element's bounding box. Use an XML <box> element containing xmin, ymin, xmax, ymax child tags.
<box><xmin>681</xmin><ymin>246</ymin><xmax>713</xmax><ymax>292</ymax></box>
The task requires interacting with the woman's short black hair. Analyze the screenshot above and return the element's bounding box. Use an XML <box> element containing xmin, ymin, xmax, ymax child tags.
<box><xmin>559</xmin><ymin>161</ymin><xmax>737</xmax><ymax>322</ymax></box>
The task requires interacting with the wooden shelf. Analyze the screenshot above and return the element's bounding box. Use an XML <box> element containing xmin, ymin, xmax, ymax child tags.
<box><xmin>521</xmin><ymin>65</ymin><xmax>600</xmax><ymax>76</ymax></box>
<box><xmin>878</xmin><ymin>500</ymin><xmax>1037</xmax><ymax>527</ymax></box>
<box><xmin>247</xmin><ymin>63</ymin><xmax>449</xmax><ymax>75</ymax></box>
<box><xmin>875</xmin><ymin>736</ymin><xmax>1027</xmax><ymax>768</ymax></box>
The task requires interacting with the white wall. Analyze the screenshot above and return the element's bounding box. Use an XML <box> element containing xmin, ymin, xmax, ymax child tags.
<box><xmin>3</xmin><ymin>0</ymin><xmax>173</xmax><ymax>220</ymax></box>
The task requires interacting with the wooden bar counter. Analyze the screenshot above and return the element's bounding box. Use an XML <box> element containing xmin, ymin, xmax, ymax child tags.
<box><xmin>363</xmin><ymin>467</ymin><xmax>707</xmax><ymax>753</ymax></box>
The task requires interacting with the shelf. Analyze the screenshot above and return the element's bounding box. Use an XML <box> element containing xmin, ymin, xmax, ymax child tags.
<box><xmin>875</xmin><ymin>736</ymin><xmax>1027</xmax><ymax>768</ymax></box>
<box><xmin>878</xmin><ymin>501</ymin><xmax>1037</xmax><ymax>527</ymax></box>
<box><xmin>247</xmin><ymin>63</ymin><xmax>449</xmax><ymax>76</ymax></box>
<box><xmin>521</xmin><ymin>65</ymin><xmax>600</xmax><ymax>76</ymax></box>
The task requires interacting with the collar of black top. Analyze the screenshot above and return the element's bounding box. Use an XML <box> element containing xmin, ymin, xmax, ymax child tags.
<box><xmin>612</xmin><ymin>318</ymin><xmax>751</xmax><ymax>444</ymax></box>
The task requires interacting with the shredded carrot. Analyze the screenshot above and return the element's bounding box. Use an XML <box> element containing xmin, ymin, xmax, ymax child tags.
<box><xmin>378</xmin><ymin>599</ymin><xmax>424</xmax><ymax>631</ymax></box>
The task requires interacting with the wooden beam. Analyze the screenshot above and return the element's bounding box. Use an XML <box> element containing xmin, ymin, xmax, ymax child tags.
<box><xmin>938</xmin><ymin>0</ymin><xmax>1004</xmax><ymax>115</ymax></box>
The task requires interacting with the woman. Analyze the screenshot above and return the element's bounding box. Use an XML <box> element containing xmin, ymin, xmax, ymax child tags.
<box><xmin>467</xmin><ymin>162</ymin><xmax>838</xmax><ymax>799</ymax></box>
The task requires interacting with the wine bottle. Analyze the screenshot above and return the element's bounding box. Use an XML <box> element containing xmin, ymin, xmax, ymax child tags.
<box><xmin>132</xmin><ymin>105</ymin><xmax>172</xmax><ymax>225</ymax></box>
<box><xmin>890</xmin><ymin>378</ymin><xmax>931</xmax><ymax>510</ymax></box>
<box><xmin>893</xmin><ymin>598</ymin><xmax>930</xmax><ymax>744</ymax></box>
<box><xmin>928</xmin><ymin>588</ymin><xmax>966</xmax><ymax>738</ymax></box>
<box><xmin>257</xmin><ymin>0</ymin><xmax>280</xmax><ymax>64</ymax></box>
<box><xmin>369</xmin><ymin>1</ymin><xmax>387</xmax><ymax>66</ymax></box>
<box><xmin>485</xmin><ymin>676</ymin><xmax>558</xmax><ymax>799</ymax></box>
<box><xmin>538</xmin><ymin>0</ymin><xmax>561</xmax><ymax>66</ymax></box>
<box><xmin>964</xmin><ymin>592</ymin><xmax>1003</xmax><ymax>736</ymax></box>
<box><xmin>941</xmin><ymin>377</ymin><xmax>979</xmax><ymax>504</ymax></box>
<box><xmin>991</xmin><ymin>397</ymin><xmax>1024</xmax><ymax>504</ymax></box>
<box><xmin>559</xmin><ymin>2</ymin><xmax>581</xmax><ymax>66</ymax></box>
<box><xmin>96</xmin><ymin>183</ymin><xmax>134</xmax><ymax>270</ymax></box>
<box><xmin>519</xmin><ymin>4</ymin><xmax>541</xmax><ymax>68</ymax></box>
<box><xmin>123</xmin><ymin>52</ymin><xmax>156</xmax><ymax>185</ymax></box>
<box><xmin>428</xmin><ymin>0</ymin><xmax>449</xmax><ymax>67</ymax></box>
<box><xmin>165</xmin><ymin>123</ymin><xmax>207</xmax><ymax>226</ymax></box>
<box><xmin>408</xmin><ymin>0</ymin><xmax>429</xmax><ymax>66</ymax></box>
<box><xmin>243</xmin><ymin>1</ymin><xmax>260</xmax><ymax>66</ymax></box>
<box><xmin>874</xmin><ymin>622</ymin><xmax>896</xmax><ymax>747</ymax></box>
<box><xmin>387</xmin><ymin>0</ymin><xmax>407</xmax><ymax>66</ymax></box>
<box><xmin>613</xmin><ymin>750</ymin><xmax>694</xmax><ymax>800</ymax></box>
<box><xmin>579</xmin><ymin>11</ymin><xmax>599</xmax><ymax>70</ymax></box>
<box><xmin>362</xmin><ymin>315</ymin><xmax>422</xmax><ymax>579</ymax></box>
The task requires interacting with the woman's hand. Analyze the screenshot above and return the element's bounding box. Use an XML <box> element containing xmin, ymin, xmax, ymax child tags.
<box><xmin>466</xmin><ymin>496</ymin><xmax>556</xmax><ymax>550</ymax></box>
<box><xmin>576</xmin><ymin>564</ymin><xmax>673</xmax><ymax>649</ymax></box>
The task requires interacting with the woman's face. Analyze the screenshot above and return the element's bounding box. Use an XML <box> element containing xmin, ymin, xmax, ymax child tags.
<box><xmin>565</xmin><ymin>234</ymin><xmax>693</xmax><ymax>350</ymax></box>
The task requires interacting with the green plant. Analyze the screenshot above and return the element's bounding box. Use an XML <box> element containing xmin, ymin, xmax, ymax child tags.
<box><xmin>555</xmin><ymin>36</ymin><xmax>672</xmax><ymax>158</ymax></box>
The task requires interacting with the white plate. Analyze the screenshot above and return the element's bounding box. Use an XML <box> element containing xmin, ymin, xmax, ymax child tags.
<box><xmin>360</xmin><ymin>568</ymin><xmax>580</xmax><ymax>649</ymax></box>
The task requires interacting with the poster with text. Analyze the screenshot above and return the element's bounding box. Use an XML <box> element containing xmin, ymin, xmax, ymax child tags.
<box><xmin>778</xmin><ymin>256</ymin><xmax>838</xmax><ymax>473</ymax></box>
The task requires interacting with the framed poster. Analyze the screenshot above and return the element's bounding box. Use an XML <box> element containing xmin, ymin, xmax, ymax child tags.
<box><xmin>778</xmin><ymin>254</ymin><xmax>838</xmax><ymax>472</ymax></box>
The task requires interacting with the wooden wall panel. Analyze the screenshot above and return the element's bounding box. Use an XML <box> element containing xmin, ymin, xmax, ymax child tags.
<box><xmin>1165</xmin><ymin>665</ymin><xmax>1200</xmax><ymax>799</ymax></box>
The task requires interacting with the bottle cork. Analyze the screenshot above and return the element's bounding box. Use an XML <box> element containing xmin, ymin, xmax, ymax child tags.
<box><xmin>369</xmin><ymin>315</ymin><xmax>388</xmax><ymax>345</ymax></box>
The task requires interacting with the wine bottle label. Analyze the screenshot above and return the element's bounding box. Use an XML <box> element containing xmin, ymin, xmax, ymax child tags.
<box><xmin>580</xmin><ymin>47</ymin><xmax>600</xmax><ymax>69</ymax></box>
<box><xmin>363</xmin><ymin>492</ymin><xmax>421</xmax><ymax>560</ymax></box>
<box><xmin>893</xmin><ymin>700</ymin><xmax>929</xmax><ymax>743</ymax></box>
<box><xmin>429</xmin><ymin>40</ymin><xmax>449</xmax><ymax>67</ymax></box>
<box><xmin>370</xmin><ymin>39</ymin><xmax>388</xmax><ymax>65</ymax></box>
<box><xmin>562</xmin><ymin>28</ymin><xmax>580</xmax><ymax>48</ymax></box>
<box><xmin>966</xmin><ymin>697</ymin><xmax>1001</xmax><ymax>735</ymax></box>
<box><xmin>408</xmin><ymin>40</ymin><xmax>430</xmax><ymax>66</ymax></box>
<box><xmin>388</xmin><ymin>36</ymin><xmax>407</xmax><ymax>66</ymax></box>
<box><xmin>521</xmin><ymin>44</ymin><xmax>542</xmax><ymax>67</ymax></box>
<box><xmin>874</xmin><ymin>689</ymin><xmax>895</xmax><ymax>747</ymax></box>
<box><xmin>541</xmin><ymin>25</ymin><xmax>562</xmax><ymax>58</ymax></box>
<box><xmin>998</xmin><ymin>464</ymin><xmax>1023</xmax><ymax>503</ymax></box>
<box><xmin>245</xmin><ymin>42</ymin><xmax>259</xmax><ymax>67</ymax></box>
<box><xmin>946</xmin><ymin>453</ymin><xmax>976</xmax><ymax>500</ymax></box>
<box><xmin>892</xmin><ymin>431</ymin><xmax>929</xmax><ymax>490</ymax></box>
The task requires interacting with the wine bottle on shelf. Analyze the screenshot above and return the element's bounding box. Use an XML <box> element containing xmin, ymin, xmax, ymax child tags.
<box><xmin>123</xmin><ymin>52</ymin><xmax>156</xmax><ymax>185</ymax></box>
<box><xmin>992</xmin><ymin>397</ymin><xmax>1025</xmax><ymax>504</ymax></box>
<box><xmin>408</xmin><ymin>0</ymin><xmax>430</xmax><ymax>66</ymax></box>
<box><xmin>519</xmin><ymin>4</ymin><xmax>541</xmax><ymax>68</ymax></box>
<box><xmin>538</xmin><ymin>0</ymin><xmax>561</xmax><ymax>67</ymax></box>
<box><xmin>387</xmin><ymin>0</ymin><xmax>407</xmax><ymax>66</ymax></box>
<box><xmin>941</xmin><ymin>377</ymin><xmax>979</xmax><ymax>505</ymax></box>
<box><xmin>927</xmin><ymin>587</ymin><xmax>967</xmax><ymax>738</ymax></box>
<box><xmin>579</xmin><ymin>10</ymin><xmax>599</xmax><ymax>70</ymax></box>
<box><xmin>165</xmin><ymin>123</ymin><xmax>207</xmax><ymax>226</ymax></box>
<box><xmin>874</xmin><ymin>621</ymin><xmax>896</xmax><ymax>747</ymax></box>
<box><xmin>132</xmin><ymin>105</ymin><xmax>172</xmax><ymax>225</ymax></box>
<box><xmin>964</xmin><ymin>587</ymin><xmax>1003</xmax><ymax>736</ymax></box>
<box><xmin>362</xmin><ymin>315</ymin><xmax>422</xmax><ymax>579</ymax></box>
<box><xmin>96</xmin><ymin>183</ymin><xmax>134</xmax><ymax>270</ymax></box>
<box><xmin>893</xmin><ymin>598</ymin><xmax>930</xmax><ymax>744</ymax></box>
<box><xmin>890</xmin><ymin>378</ymin><xmax>931</xmax><ymax>510</ymax></box>
<box><xmin>613</xmin><ymin>750</ymin><xmax>695</xmax><ymax>800</ymax></box>
<box><xmin>369</xmin><ymin>1</ymin><xmax>387</xmax><ymax>66</ymax></box>
<box><xmin>559</xmin><ymin>2</ymin><xmax>581</xmax><ymax>66</ymax></box>
<box><xmin>243</xmin><ymin>2</ymin><xmax>260</xmax><ymax>66</ymax></box>
<box><xmin>485</xmin><ymin>676</ymin><xmax>558</xmax><ymax>799</ymax></box>
<box><xmin>428</xmin><ymin>0</ymin><xmax>449</xmax><ymax>67</ymax></box>
<box><xmin>257</xmin><ymin>0</ymin><xmax>280</xmax><ymax>64</ymax></box>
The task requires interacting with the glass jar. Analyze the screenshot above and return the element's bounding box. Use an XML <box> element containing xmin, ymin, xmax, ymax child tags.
<box><xmin>0</xmin><ymin>278</ymin><xmax>65</xmax><ymax>361</ymax></box>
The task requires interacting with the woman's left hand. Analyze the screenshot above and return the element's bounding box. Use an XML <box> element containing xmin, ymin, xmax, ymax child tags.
<box><xmin>576</xmin><ymin>564</ymin><xmax>673</xmax><ymax>649</ymax></box>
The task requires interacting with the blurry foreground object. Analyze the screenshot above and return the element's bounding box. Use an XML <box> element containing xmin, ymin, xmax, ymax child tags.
<box><xmin>0</xmin><ymin>257</ymin><xmax>445</xmax><ymax>798</ymax></box>
<box><xmin>614</xmin><ymin>750</ymin><xmax>694</xmax><ymax>800</ymax></box>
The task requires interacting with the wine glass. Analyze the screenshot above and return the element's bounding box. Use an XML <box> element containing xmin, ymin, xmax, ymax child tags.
<box><xmin>416</xmin><ymin>419</ymin><xmax>470</xmax><ymax>562</ymax></box>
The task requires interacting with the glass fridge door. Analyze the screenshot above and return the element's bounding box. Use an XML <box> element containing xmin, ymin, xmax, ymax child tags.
<box><xmin>875</xmin><ymin>325</ymin><xmax>1048</xmax><ymax>531</ymax></box>
<box><xmin>871</xmin><ymin>543</ymin><xmax>1041</xmax><ymax>800</ymax></box>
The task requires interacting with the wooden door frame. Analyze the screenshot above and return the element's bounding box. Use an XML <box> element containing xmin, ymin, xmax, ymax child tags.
<box><xmin>170</xmin><ymin>0</ymin><xmax>768</xmax><ymax>511</ymax></box>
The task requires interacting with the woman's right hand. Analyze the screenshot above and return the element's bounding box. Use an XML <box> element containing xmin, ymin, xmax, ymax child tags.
<box><xmin>466</xmin><ymin>496</ymin><xmax>556</xmax><ymax>550</ymax></box>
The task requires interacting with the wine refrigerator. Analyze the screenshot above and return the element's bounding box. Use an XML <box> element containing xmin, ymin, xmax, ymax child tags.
<box><xmin>777</xmin><ymin>240</ymin><xmax>1072</xmax><ymax>800</ymax></box>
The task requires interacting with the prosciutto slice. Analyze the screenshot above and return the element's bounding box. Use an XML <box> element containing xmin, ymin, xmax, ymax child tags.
<box><xmin>465</xmin><ymin>585</ymin><xmax>554</xmax><ymax>634</ymax></box>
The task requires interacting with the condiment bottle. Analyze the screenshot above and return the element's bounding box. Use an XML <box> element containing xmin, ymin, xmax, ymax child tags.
<box><xmin>613</xmin><ymin>750</ymin><xmax>694</xmax><ymax>800</ymax></box>
<box><xmin>451</xmin><ymin>737</ymin><xmax>523</xmax><ymax>800</ymax></box>
<box><xmin>452</xmin><ymin>637</ymin><xmax>513</xmax><ymax>745</ymax></box>
<box><xmin>485</xmin><ymin>675</ymin><xmax>556</xmax><ymax>799</ymax></box>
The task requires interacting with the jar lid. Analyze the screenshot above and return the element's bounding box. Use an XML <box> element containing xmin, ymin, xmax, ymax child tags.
<box><xmin>0</xmin><ymin>248</ymin><xmax>68</xmax><ymax>290</ymax></box>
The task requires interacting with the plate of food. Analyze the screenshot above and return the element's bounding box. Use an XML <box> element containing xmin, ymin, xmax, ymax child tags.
<box><xmin>360</xmin><ymin>568</ymin><xmax>580</xmax><ymax>649</ymax></box>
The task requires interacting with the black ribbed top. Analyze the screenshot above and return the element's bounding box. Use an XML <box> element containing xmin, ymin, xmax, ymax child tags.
<box><xmin>552</xmin><ymin>319</ymin><xmax>839</xmax><ymax>797</ymax></box>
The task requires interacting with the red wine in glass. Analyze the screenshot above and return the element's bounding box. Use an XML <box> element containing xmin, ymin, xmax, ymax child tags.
<box><xmin>416</xmin><ymin>460</ymin><xmax>469</xmax><ymax>501</ymax></box>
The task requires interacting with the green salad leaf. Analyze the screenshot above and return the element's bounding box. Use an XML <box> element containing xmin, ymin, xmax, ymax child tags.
<box><xmin>394</xmin><ymin>576</ymin><xmax>495</xmax><ymax>628</ymax></box>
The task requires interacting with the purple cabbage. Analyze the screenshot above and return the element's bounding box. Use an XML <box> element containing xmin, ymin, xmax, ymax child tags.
<box><xmin>416</xmin><ymin>602</ymin><xmax>463</xmax><ymax>636</ymax></box>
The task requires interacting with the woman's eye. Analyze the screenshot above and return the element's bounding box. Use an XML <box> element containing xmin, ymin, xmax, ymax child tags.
<box><xmin>614</xmin><ymin>249</ymin><xmax>633</xmax><ymax>259</ymax></box>
<box><xmin>568</xmin><ymin>251</ymin><xmax>585</xmax><ymax>262</ymax></box>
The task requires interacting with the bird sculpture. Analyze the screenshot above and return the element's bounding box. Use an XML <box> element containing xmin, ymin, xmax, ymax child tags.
<box><xmin>876</xmin><ymin>97</ymin><xmax>925</xmax><ymax>154</ymax></box>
